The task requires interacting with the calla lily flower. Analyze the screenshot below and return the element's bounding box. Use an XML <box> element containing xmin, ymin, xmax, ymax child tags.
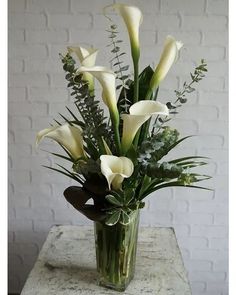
<box><xmin>148</xmin><ymin>36</ymin><xmax>183</xmax><ymax>97</ymax></box>
<box><xmin>36</xmin><ymin>124</ymin><xmax>86</xmax><ymax>160</ymax></box>
<box><xmin>100</xmin><ymin>155</ymin><xmax>134</xmax><ymax>190</ymax></box>
<box><xmin>121</xmin><ymin>100</ymin><xmax>169</xmax><ymax>153</ymax></box>
<box><xmin>78</xmin><ymin>66</ymin><xmax>118</xmax><ymax>116</ymax></box>
<box><xmin>104</xmin><ymin>4</ymin><xmax>143</xmax><ymax>62</ymax></box>
<box><xmin>78</xmin><ymin>66</ymin><xmax>122</xmax><ymax>153</ymax></box>
<box><xmin>68</xmin><ymin>46</ymin><xmax>98</xmax><ymax>91</ymax></box>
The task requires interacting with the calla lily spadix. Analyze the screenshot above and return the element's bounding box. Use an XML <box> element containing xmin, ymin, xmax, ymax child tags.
<box><xmin>121</xmin><ymin>100</ymin><xmax>169</xmax><ymax>154</ymax></box>
<box><xmin>36</xmin><ymin>124</ymin><xmax>86</xmax><ymax>160</ymax></box>
<box><xmin>147</xmin><ymin>35</ymin><xmax>183</xmax><ymax>99</ymax></box>
<box><xmin>68</xmin><ymin>46</ymin><xmax>98</xmax><ymax>92</ymax></box>
<box><xmin>100</xmin><ymin>155</ymin><xmax>134</xmax><ymax>190</ymax></box>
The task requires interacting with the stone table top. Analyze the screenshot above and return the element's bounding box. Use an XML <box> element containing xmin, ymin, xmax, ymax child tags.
<box><xmin>21</xmin><ymin>225</ymin><xmax>192</xmax><ymax>295</ymax></box>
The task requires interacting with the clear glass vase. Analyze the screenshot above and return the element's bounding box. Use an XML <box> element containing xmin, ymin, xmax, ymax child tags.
<box><xmin>94</xmin><ymin>209</ymin><xmax>140</xmax><ymax>291</ymax></box>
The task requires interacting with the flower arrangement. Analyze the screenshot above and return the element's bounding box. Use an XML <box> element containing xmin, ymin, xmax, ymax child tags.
<box><xmin>36</xmin><ymin>3</ymin><xmax>210</xmax><ymax>290</ymax></box>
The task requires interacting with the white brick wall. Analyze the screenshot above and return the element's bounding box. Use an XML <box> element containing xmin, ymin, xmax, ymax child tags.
<box><xmin>8</xmin><ymin>0</ymin><xmax>228</xmax><ymax>294</ymax></box>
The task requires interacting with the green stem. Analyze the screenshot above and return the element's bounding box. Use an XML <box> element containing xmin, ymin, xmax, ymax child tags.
<box><xmin>133</xmin><ymin>60</ymin><xmax>139</xmax><ymax>103</ymax></box>
<box><xmin>110</xmin><ymin>112</ymin><xmax>121</xmax><ymax>155</ymax></box>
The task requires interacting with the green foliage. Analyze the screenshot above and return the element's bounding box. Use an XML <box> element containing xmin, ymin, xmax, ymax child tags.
<box><xmin>60</xmin><ymin>53</ymin><xmax>114</xmax><ymax>157</ymax></box>
<box><xmin>107</xmin><ymin>23</ymin><xmax>131</xmax><ymax>114</ymax></box>
<box><xmin>151</xmin><ymin>60</ymin><xmax>208</xmax><ymax>135</ymax></box>
<box><xmin>138</xmin><ymin>127</ymin><xmax>180</xmax><ymax>168</ymax></box>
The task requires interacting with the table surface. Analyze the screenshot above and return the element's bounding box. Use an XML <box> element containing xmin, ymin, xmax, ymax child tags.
<box><xmin>21</xmin><ymin>225</ymin><xmax>192</xmax><ymax>295</ymax></box>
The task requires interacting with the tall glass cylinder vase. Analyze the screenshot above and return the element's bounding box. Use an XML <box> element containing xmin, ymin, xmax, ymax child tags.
<box><xmin>94</xmin><ymin>209</ymin><xmax>140</xmax><ymax>291</ymax></box>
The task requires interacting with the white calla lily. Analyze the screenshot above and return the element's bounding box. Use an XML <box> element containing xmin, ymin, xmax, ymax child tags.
<box><xmin>68</xmin><ymin>46</ymin><xmax>98</xmax><ymax>91</ymax></box>
<box><xmin>100</xmin><ymin>155</ymin><xmax>134</xmax><ymax>190</ymax></box>
<box><xmin>36</xmin><ymin>124</ymin><xmax>86</xmax><ymax>160</ymax></box>
<box><xmin>148</xmin><ymin>36</ymin><xmax>183</xmax><ymax>97</ymax></box>
<box><xmin>78</xmin><ymin>66</ymin><xmax>118</xmax><ymax>115</ymax></box>
<box><xmin>78</xmin><ymin>66</ymin><xmax>122</xmax><ymax>153</ymax></box>
<box><xmin>121</xmin><ymin>100</ymin><xmax>169</xmax><ymax>153</ymax></box>
<box><xmin>104</xmin><ymin>4</ymin><xmax>143</xmax><ymax>61</ymax></box>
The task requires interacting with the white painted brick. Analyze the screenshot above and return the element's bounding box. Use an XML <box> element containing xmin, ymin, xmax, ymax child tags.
<box><xmin>140</xmin><ymin>31</ymin><xmax>157</xmax><ymax>46</ymax></box>
<box><xmin>9</xmin><ymin>192</ymin><xmax>30</xmax><ymax>207</ymax></box>
<box><xmin>207</xmin><ymin>0</ymin><xmax>228</xmax><ymax>15</ymax></box>
<box><xmin>161</xmin><ymin>0</ymin><xmax>205</xmax><ymax>14</ymax></box>
<box><xmin>182</xmin><ymin>46</ymin><xmax>225</xmax><ymax>61</ymax></box>
<box><xmin>188</xmin><ymin>270</ymin><xmax>225</xmax><ymax>282</ymax></box>
<box><xmin>9</xmin><ymin>87</ymin><xmax>27</xmax><ymax>101</ymax></box>
<box><xmin>50</xmin><ymin>13</ymin><xmax>92</xmax><ymax>29</ymax></box>
<box><xmin>8</xmin><ymin>29</ymin><xmax>25</xmax><ymax>43</ymax></box>
<box><xmin>9</xmin><ymin>73</ymin><xmax>49</xmax><ymax>87</ymax></box>
<box><xmin>9</xmin><ymin>0</ymin><xmax>26</xmax><ymax>12</ymax></box>
<box><xmin>191</xmin><ymin>281</ymin><xmax>206</xmax><ymax>293</ymax></box>
<box><xmin>182</xmin><ymin>15</ymin><xmax>227</xmax><ymax>31</ymax></box>
<box><xmin>158</xmin><ymin>31</ymin><xmax>201</xmax><ymax>45</ymax></box>
<box><xmin>9</xmin><ymin>143</ymin><xmax>31</xmax><ymax>157</ymax></box>
<box><xmin>178</xmin><ymin>237</ymin><xmax>208</xmax><ymax>249</ymax></box>
<box><xmin>173</xmin><ymin>186</ymin><xmax>214</xmax><ymax>200</ymax></box>
<box><xmin>9</xmin><ymin>13</ymin><xmax>47</xmax><ymax>29</ymax></box>
<box><xmin>8</xmin><ymin>1</ymin><xmax>228</xmax><ymax>294</ymax></box>
<box><xmin>174</xmin><ymin>212</ymin><xmax>213</xmax><ymax>225</ymax></box>
<box><xmin>30</xmin><ymin>192</ymin><xmax>67</xmax><ymax>209</ymax></box>
<box><xmin>10</xmin><ymin>116</ymin><xmax>31</xmax><ymax>130</ymax></box>
<box><xmin>48</xmin><ymin>102</ymin><xmax>74</xmax><ymax>117</ymax></box>
<box><xmin>199</xmin><ymin>120</ymin><xmax>227</xmax><ymax>136</ymax></box>
<box><xmin>140</xmin><ymin>210</ymin><xmax>172</xmax><ymax>226</ymax></box>
<box><xmin>206</xmin><ymin>61</ymin><xmax>228</xmax><ymax>76</ymax></box>
<box><xmin>199</xmin><ymin>91</ymin><xmax>228</xmax><ymax>106</ymax></box>
<box><xmin>13</xmin><ymin>130</ymin><xmax>39</xmax><ymax>145</ymax></box>
<box><xmin>212</xmin><ymin>259</ymin><xmax>228</xmax><ymax>272</ymax></box>
<box><xmin>118</xmin><ymin>0</ymin><xmax>159</xmax><ymax>13</ymax></box>
<box><xmin>9</xmin><ymin>219</ymin><xmax>33</xmax><ymax>232</ymax></box>
<box><xmin>189</xmin><ymin>201</ymin><xmax>227</xmax><ymax>214</ymax></box>
<box><xmin>15</xmin><ymin>207</ymin><xmax>54</xmax><ymax>221</ymax></box>
<box><xmin>174</xmin><ymin>224</ymin><xmax>191</xmax><ymax>236</ymax></box>
<box><xmin>168</xmin><ymin>119</ymin><xmax>199</xmax><ymax>134</ymax></box>
<box><xmin>9</xmin><ymin>170</ymin><xmax>31</xmax><ymax>185</ymax></box>
<box><xmin>26</xmin><ymin>29</ymin><xmax>68</xmax><ymax>44</ymax></box>
<box><xmin>149</xmin><ymin>198</ymin><xmax>188</xmax><ymax>213</ymax></box>
<box><xmin>191</xmin><ymin>225</ymin><xmax>228</xmax><ymax>238</ymax></box>
<box><xmin>185</xmin><ymin>260</ymin><xmax>212</xmax><ymax>272</ymax></box>
<box><xmin>27</xmin><ymin>0</ymin><xmax>70</xmax><ymax>13</ymax></box>
<box><xmin>31</xmin><ymin>169</ymin><xmax>71</xmax><ymax>185</ymax></box>
<box><xmin>178</xmin><ymin>105</ymin><xmax>218</xmax><ymax>120</ymax></box>
<box><xmin>25</xmin><ymin>58</ymin><xmax>62</xmax><ymax>73</ymax></box>
<box><xmin>29</xmin><ymin>87</ymin><xmax>69</xmax><ymax>102</ymax></box>
<box><xmin>9</xmin><ymin>242</ymin><xmax>39</xmax><ymax>256</ymax></box>
<box><xmin>8</xmin><ymin>59</ymin><xmax>24</xmax><ymax>73</ymax></box>
<box><xmin>156</xmin><ymin>15</ymin><xmax>181</xmax><ymax>29</ymax></box>
<box><xmin>71</xmin><ymin>0</ymin><xmax>115</xmax><ymax>12</ymax></box>
<box><xmin>219</xmin><ymin>105</ymin><xmax>228</xmax><ymax>120</ymax></box>
<box><xmin>203</xmin><ymin>31</ymin><xmax>228</xmax><ymax>46</ymax></box>
<box><xmin>11</xmin><ymin>156</ymin><xmax>51</xmax><ymax>170</ymax></box>
<box><xmin>9</xmin><ymin>102</ymin><xmax>48</xmax><ymax>116</ymax></box>
<box><xmin>8</xmin><ymin>231</ymin><xmax>15</xmax><ymax>243</ymax></box>
<box><xmin>215</xmin><ymin>213</ymin><xmax>229</xmax><ymax>227</ymax></box>
<box><xmin>69</xmin><ymin>28</ymin><xmax>111</xmax><ymax>47</ymax></box>
<box><xmin>217</xmin><ymin>161</ymin><xmax>228</xmax><ymax>175</ymax></box>
<box><xmin>9</xmin><ymin>44</ymin><xmax>48</xmax><ymax>58</ymax></box>
<box><xmin>210</xmin><ymin>238</ymin><xmax>228</xmax><ymax>250</ymax></box>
